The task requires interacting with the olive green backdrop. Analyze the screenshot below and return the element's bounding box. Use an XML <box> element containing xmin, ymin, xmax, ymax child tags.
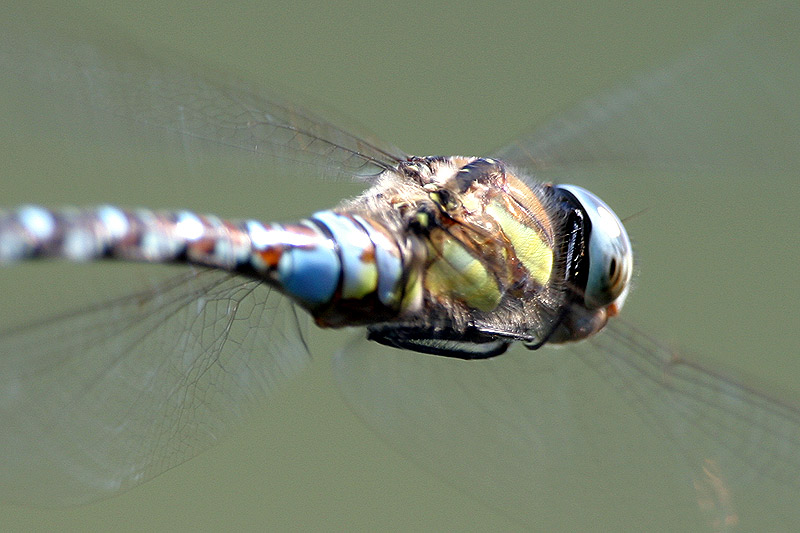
<box><xmin>1</xmin><ymin>0</ymin><xmax>795</xmax><ymax>531</ymax></box>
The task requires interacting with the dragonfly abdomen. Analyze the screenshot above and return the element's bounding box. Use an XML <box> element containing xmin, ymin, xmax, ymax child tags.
<box><xmin>291</xmin><ymin>210</ymin><xmax>413</xmax><ymax>326</ymax></box>
<box><xmin>0</xmin><ymin>205</ymin><xmax>413</xmax><ymax>326</ymax></box>
<box><xmin>0</xmin><ymin>205</ymin><xmax>254</xmax><ymax>269</ymax></box>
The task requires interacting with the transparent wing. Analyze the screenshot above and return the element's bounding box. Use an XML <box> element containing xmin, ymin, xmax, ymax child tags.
<box><xmin>333</xmin><ymin>327</ymin><xmax>800</xmax><ymax>530</ymax></box>
<box><xmin>493</xmin><ymin>2</ymin><xmax>800</xmax><ymax>177</ymax></box>
<box><xmin>0</xmin><ymin>268</ymin><xmax>310</xmax><ymax>506</ymax></box>
<box><xmin>0</xmin><ymin>7</ymin><xmax>406</xmax><ymax>181</ymax></box>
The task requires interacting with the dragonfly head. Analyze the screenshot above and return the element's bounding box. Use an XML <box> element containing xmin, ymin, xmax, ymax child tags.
<box><xmin>556</xmin><ymin>184</ymin><xmax>633</xmax><ymax>316</ymax></box>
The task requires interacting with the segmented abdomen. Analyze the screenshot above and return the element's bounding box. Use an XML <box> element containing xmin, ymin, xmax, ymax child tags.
<box><xmin>0</xmin><ymin>205</ymin><xmax>410</xmax><ymax>325</ymax></box>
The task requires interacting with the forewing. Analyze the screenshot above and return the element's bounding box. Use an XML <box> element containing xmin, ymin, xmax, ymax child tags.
<box><xmin>333</xmin><ymin>329</ymin><xmax>800</xmax><ymax>530</ymax></box>
<box><xmin>494</xmin><ymin>2</ymin><xmax>800</xmax><ymax>178</ymax></box>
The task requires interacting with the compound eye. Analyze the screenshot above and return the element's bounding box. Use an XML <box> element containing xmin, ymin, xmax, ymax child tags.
<box><xmin>608</xmin><ymin>257</ymin><xmax>620</xmax><ymax>287</ymax></box>
<box><xmin>557</xmin><ymin>185</ymin><xmax>633</xmax><ymax>310</ymax></box>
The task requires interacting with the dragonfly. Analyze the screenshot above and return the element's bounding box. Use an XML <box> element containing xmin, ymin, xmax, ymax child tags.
<box><xmin>0</xmin><ymin>3</ymin><xmax>798</xmax><ymax>530</ymax></box>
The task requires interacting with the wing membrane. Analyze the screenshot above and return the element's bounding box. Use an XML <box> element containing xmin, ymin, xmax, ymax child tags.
<box><xmin>494</xmin><ymin>2</ymin><xmax>800</xmax><ymax>177</ymax></box>
<box><xmin>0</xmin><ymin>268</ymin><xmax>310</xmax><ymax>505</ymax></box>
<box><xmin>333</xmin><ymin>327</ymin><xmax>800</xmax><ymax>529</ymax></box>
<box><xmin>0</xmin><ymin>7</ymin><xmax>406</xmax><ymax>180</ymax></box>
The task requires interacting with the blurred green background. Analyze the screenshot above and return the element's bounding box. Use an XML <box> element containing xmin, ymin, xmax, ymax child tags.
<box><xmin>1</xmin><ymin>0</ymin><xmax>796</xmax><ymax>530</ymax></box>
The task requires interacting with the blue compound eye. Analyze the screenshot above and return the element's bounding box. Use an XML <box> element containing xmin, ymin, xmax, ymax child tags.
<box><xmin>557</xmin><ymin>184</ymin><xmax>633</xmax><ymax>310</ymax></box>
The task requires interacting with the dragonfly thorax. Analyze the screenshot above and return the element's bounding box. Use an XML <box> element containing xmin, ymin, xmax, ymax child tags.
<box><xmin>336</xmin><ymin>156</ymin><xmax>635</xmax><ymax>356</ymax></box>
<box><xmin>328</xmin><ymin>156</ymin><xmax>571</xmax><ymax>356</ymax></box>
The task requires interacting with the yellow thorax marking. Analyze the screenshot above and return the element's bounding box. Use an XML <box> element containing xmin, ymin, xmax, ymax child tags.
<box><xmin>425</xmin><ymin>237</ymin><xmax>502</xmax><ymax>312</ymax></box>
